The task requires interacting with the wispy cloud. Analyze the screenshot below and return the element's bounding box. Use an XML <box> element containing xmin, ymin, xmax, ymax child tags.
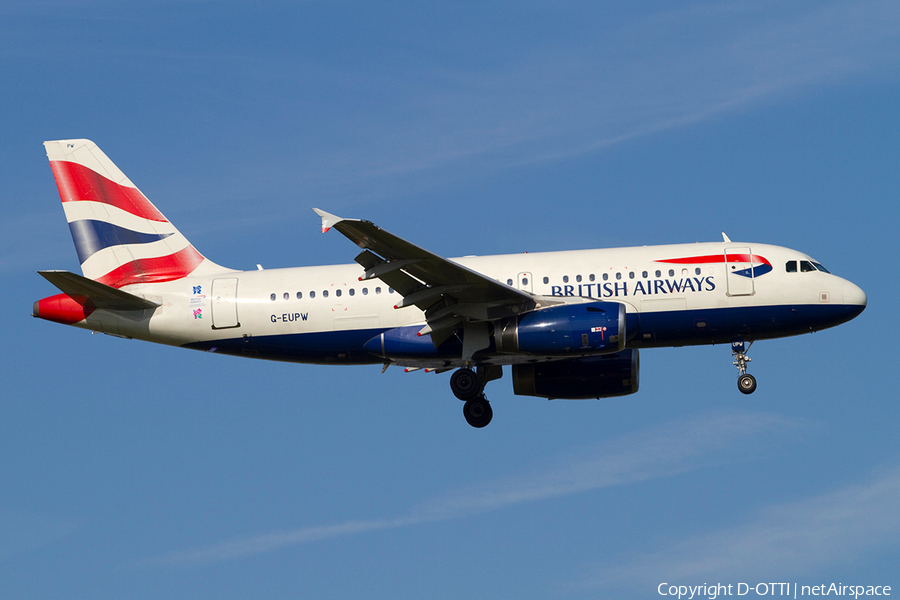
<box><xmin>141</xmin><ymin>411</ymin><xmax>809</xmax><ymax>568</ymax></box>
<box><xmin>273</xmin><ymin>0</ymin><xmax>900</xmax><ymax>202</ymax></box>
<box><xmin>583</xmin><ymin>465</ymin><xmax>900</xmax><ymax>590</ymax></box>
<box><xmin>0</xmin><ymin>510</ymin><xmax>79</xmax><ymax>561</ymax></box>
<box><xmin>9</xmin><ymin>2</ymin><xmax>897</xmax><ymax>215</ymax></box>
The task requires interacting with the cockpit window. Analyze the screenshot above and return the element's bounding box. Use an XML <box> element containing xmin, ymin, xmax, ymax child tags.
<box><xmin>789</xmin><ymin>259</ymin><xmax>831</xmax><ymax>274</ymax></box>
<box><xmin>812</xmin><ymin>262</ymin><xmax>831</xmax><ymax>274</ymax></box>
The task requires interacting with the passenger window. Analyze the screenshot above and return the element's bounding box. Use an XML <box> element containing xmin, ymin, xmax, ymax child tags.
<box><xmin>376</xmin><ymin>287</ymin><xmax>382</xmax><ymax>294</ymax></box>
<box><xmin>543</xmin><ymin>276</ymin><xmax>549</xmax><ymax>284</ymax></box>
<box><xmin>563</xmin><ymin>275</ymin><xmax>569</xmax><ymax>283</ymax></box>
<box><xmin>628</xmin><ymin>271</ymin><xmax>635</xmax><ymax>280</ymax></box>
<box><xmin>270</xmin><ymin>293</ymin><xmax>276</xmax><ymax>301</ymax></box>
<box><xmin>786</xmin><ymin>261</ymin><xmax>797</xmax><ymax>273</ymax></box>
<box><xmin>642</xmin><ymin>271</ymin><xmax>648</xmax><ymax>278</ymax></box>
<box><xmin>335</xmin><ymin>289</ymin><xmax>342</xmax><ymax>297</ymax></box>
<box><xmin>388</xmin><ymin>287</ymin><xmax>394</xmax><ymax>294</ymax></box>
<box><xmin>695</xmin><ymin>268</ymin><xmax>701</xmax><ymax>275</ymax></box>
<box><xmin>800</xmin><ymin>260</ymin><xmax>816</xmax><ymax>272</ymax></box>
<box><xmin>522</xmin><ymin>277</ymin><xmax>528</xmax><ymax>285</ymax></box>
<box><xmin>655</xmin><ymin>270</ymin><xmax>661</xmax><ymax>277</ymax></box>
<box><xmin>349</xmin><ymin>289</ymin><xmax>355</xmax><ymax>296</ymax></box>
<box><xmin>669</xmin><ymin>269</ymin><xmax>675</xmax><ymax>277</ymax></box>
<box><xmin>602</xmin><ymin>273</ymin><xmax>608</xmax><ymax>281</ymax></box>
<box><xmin>296</xmin><ymin>292</ymin><xmax>303</xmax><ymax>299</ymax></box>
<box><xmin>283</xmin><ymin>292</ymin><xmax>289</xmax><ymax>300</ymax></box>
<box><xmin>576</xmin><ymin>275</ymin><xmax>582</xmax><ymax>282</ymax></box>
<box><xmin>310</xmin><ymin>291</ymin><xmax>316</xmax><ymax>299</ymax></box>
<box><xmin>323</xmin><ymin>290</ymin><xmax>329</xmax><ymax>298</ymax></box>
<box><xmin>589</xmin><ymin>274</ymin><xmax>595</xmax><ymax>282</ymax></box>
<box><xmin>616</xmin><ymin>272</ymin><xmax>622</xmax><ymax>280</ymax></box>
<box><xmin>507</xmin><ymin>279</ymin><xmax>513</xmax><ymax>286</ymax></box>
<box><xmin>362</xmin><ymin>288</ymin><xmax>368</xmax><ymax>295</ymax></box>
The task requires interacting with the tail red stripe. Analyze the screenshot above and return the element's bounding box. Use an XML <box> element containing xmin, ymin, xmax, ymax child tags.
<box><xmin>50</xmin><ymin>160</ymin><xmax>167</xmax><ymax>222</ymax></box>
<box><xmin>95</xmin><ymin>246</ymin><xmax>205</xmax><ymax>289</ymax></box>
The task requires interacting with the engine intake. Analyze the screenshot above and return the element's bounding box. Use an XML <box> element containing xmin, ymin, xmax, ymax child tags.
<box><xmin>495</xmin><ymin>301</ymin><xmax>625</xmax><ymax>356</ymax></box>
<box><xmin>512</xmin><ymin>350</ymin><xmax>640</xmax><ymax>399</ymax></box>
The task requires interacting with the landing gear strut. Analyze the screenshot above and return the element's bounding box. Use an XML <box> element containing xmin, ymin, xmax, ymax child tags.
<box><xmin>732</xmin><ymin>338</ymin><xmax>757</xmax><ymax>394</ymax></box>
<box><xmin>450</xmin><ymin>366</ymin><xmax>501</xmax><ymax>427</ymax></box>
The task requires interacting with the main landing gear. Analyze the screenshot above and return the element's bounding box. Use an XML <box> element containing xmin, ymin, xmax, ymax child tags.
<box><xmin>450</xmin><ymin>366</ymin><xmax>501</xmax><ymax>428</ymax></box>
<box><xmin>732</xmin><ymin>338</ymin><xmax>757</xmax><ymax>394</ymax></box>
<box><xmin>462</xmin><ymin>396</ymin><xmax>493</xmax><ymax>428</ymax></box>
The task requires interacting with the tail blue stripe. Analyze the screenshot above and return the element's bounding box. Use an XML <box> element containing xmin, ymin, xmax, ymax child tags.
<box><xmin>68</xmin><ymin>220</ymin><xmax>173</xmax><ymax>264</ymax></box>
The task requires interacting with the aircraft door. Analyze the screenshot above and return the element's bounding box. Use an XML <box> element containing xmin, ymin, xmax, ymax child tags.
<box><xmin>517</xmin><ymin>272</ymin><xmax>533</xmax><ymax>293</ymax></box>
<box><xmin>725</xmin><ymin>248</ymin><xmax>754</xmax><ymax>296</ymax></box>
<box><xmin>211</xmin><ymin>277</ymin><xmax>240</xmax><ymax>329</ymax></box>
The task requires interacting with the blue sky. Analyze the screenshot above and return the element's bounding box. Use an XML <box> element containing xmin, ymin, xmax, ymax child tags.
<box><xmin>1</xmin><ymin>1</ymin><xmax>898</xmax><ymax>598</ymax></box>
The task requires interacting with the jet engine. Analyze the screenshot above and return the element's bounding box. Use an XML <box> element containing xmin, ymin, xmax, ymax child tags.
<box><xmin>495</xmin><ymin>301</ymin><xmax>625</xmax><ymax>355</ymax></box>
<box><xmin>511</xmin><ymin>350</ymin><xmax>639</xmax><ymax>399</ymax></box>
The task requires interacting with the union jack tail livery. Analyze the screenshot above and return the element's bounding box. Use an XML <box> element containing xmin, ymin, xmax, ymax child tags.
<box><xmin>44</xmin><ymin>139</ymin><xmax>225</xmax><ymax>288</ymax></box>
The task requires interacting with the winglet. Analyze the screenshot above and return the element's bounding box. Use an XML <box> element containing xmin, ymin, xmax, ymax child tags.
<box><xmin>722</xmin><ymin>232</ymin><xmax>732</xmax><ymax>243</ymax></box>
<box><xmin>313</xmin><ymin>208</ymin><xmax>343</xmax><ymax>233</ymax></box>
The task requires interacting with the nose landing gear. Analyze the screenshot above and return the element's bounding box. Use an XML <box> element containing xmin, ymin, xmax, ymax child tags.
<box><xmin>732</xmin><ymin>339</ymin><xmax>757</xmax><ymax>394</ymax></box>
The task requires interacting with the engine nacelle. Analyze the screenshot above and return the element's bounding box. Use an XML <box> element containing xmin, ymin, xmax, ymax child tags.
<box><xmin>363</xmin><ymin>325</ymin><xmax>461</xmax><ymax>360</ymax></box>
<box><xmin>512</xmin><ymin>350</ymin><xmax>639</xmax><ymax>399</ymax></box>
<box><xmin>495</xmin><ymin>301</ymin><xmax>625</xmax><ymax>356</ymax></box>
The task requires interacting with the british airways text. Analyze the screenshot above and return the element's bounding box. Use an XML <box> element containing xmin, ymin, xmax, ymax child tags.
<box><xmin>551</xmin><ymin>276</ymin><xmax>716</xmax><ymax>298</ymax></box>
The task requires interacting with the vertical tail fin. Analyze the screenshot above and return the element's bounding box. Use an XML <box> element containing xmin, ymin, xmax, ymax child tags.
<box><xmin>44</xmin><ymin>139</ymin><xmax>227</xmax><ymax>288</ymax></box>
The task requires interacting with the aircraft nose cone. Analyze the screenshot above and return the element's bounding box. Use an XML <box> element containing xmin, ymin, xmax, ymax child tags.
<box><xmin>843</xmin><ymin>281</ymin><xmax>867</xmax><ymax>308</ymax></box>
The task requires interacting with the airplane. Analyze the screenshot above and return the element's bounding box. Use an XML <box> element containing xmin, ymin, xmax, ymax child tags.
<box><xmin>33</xmin><ymin>139</ymin><xmax>867</xmax><ymax>427</ymax></box>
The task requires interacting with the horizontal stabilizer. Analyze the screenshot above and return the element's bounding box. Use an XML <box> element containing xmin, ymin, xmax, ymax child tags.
<box><xmin>38</xmin><ymin>270</ymin><xmax>160</xmax><ymax>310</ymax></box>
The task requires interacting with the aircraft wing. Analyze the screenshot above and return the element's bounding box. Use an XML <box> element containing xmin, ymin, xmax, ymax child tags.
<box><xmin>314</xmin><ymin>209</ymin><xmax>536</xmax><ymax>337</ymax></box>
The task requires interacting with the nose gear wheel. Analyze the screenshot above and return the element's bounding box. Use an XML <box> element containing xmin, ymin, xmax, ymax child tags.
<box><xmin>738</xmin><ymin>373</ymin><xmax>757</xmax><ymax>394</ymax></box>
<box><xmin>732</xmin><ymin>339</ymin><xmax>757</xmax><ymax>395</ymax></box>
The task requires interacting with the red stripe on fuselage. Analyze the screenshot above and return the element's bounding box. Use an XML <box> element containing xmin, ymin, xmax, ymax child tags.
<box><xmin>49</xmin><ymin>160</ymin><xmax>167</xmax><ymax>222</ymax></box>
<box><xmin>95</xmin><ymin>246</ymin><xmax>205</xmax><ymax>289</ymax></box>
<box><xmin>655</xmin><ymin>254</ymin><xmax>771</xmax><ymax>266</ymax></box>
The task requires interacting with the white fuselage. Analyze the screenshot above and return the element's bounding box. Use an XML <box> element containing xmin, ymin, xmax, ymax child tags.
<box><xmin>73</xmin><ymin>241</ymin><xmax>866</xmax><ymax>368</ymax></box>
